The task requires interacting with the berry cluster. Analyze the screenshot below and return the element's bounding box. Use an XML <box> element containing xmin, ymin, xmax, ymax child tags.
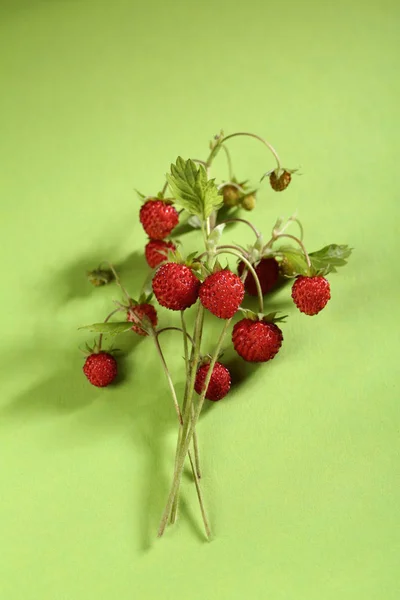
<box><xmin>80</xmin><ymin>130</ymin><xmax>352</xmax><ymax>539</ymax></box>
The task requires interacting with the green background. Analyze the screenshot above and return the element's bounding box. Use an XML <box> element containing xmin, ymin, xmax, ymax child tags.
<box><xmin>1</xmin><ymin>1</ymin><xmax>399</xmax><ymax>598</ymax></box>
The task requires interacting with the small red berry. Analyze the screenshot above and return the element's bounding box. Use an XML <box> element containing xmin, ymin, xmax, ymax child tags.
<box><xmin>83</xmin><ymin>352</ymin><xmax>118</xmax><ymax>387</ymax></box>
<box><xmin>194</xmin><ymin>362</ymin><xmax>231</xmax><ymax>401</ymax></box>
<box><xmin>152</xmin><ymin>262</ymin><xmax>200</xmax><ymax>311</ymax></box>
<box><xmin>269</xmin><ymin>169</ymin><xmax>292</xmax><ymax>191</ymax></box>
<box><xmin>238</xmin><ymin>258</ymin><xmax>279</xmax><ymax>296</ymax></box>
<box><xmin>291</xmin><ymin>276</ymin><xmax>331</xmax><ymax>315</ymax></box>
<box><xmin>139</xmin><ymin>200</ymin><xmax>179</xmax><ymax>240</ymax></box>
<box><xmin>199</xmin><ymin>270</ymin><xmax>244</xmax><ymax>319</ymax></box>
<box><xmin>232</xmin><ymin>319</ymin><xmax>283</xmax><ymax>362</ymax></box>
<box><xmin>145</xmin><ymin>239</ymin><xmax>176</xmax><ymax>269</ymax></box>
<box><xmin>127</xmin><ymin>303</ymin><xmax>158</xmax><ymax>336</ymax></box>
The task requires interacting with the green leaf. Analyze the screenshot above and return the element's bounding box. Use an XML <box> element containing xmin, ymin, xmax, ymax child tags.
<box><xmin>309</xmin><ymin>244</ymin><xmax>353</xmax><ymax>275</ymax></box>
<box><xmin>207</xmin><ymin>223</ymin><xmax>226</xmax><ymax>250</ymax></box>
<box><xmin>166</xmin><ymin>157</ymin><xmax>223</xmax><ymax>219</ymax></box>
<box><xmin>79</xmin><ymin>322</ymin><xmax>133</xmax><ymax>335</ymax></box>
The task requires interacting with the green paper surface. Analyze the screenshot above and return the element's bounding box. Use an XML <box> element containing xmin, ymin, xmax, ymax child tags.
<box><xmin>1</xmin><ymin>1</ymin><xmax>399</xmax><ymax>599</ymax></box>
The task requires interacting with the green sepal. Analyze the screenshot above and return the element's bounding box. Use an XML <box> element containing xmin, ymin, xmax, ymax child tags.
<box><xmin>262</xmin><ymin>311</ymin><xmax>288</xmax><ymax>324</ymax></box>
<box><xmin>276</xmin><ymin>246</ymin><xmax>310</xmax><ymax>277</ymax></box>
<box><xmin>207</xmin><ymin>223</ymin><xmax>226</xmax><ymax>251</ymax></box>
<box><xmin>79</xmin><ymin>322</ymin><xmax>134</xmax><ymax>335</ymax></box>
<box><xmin>166</xmin><ymin>157</ymin><xmax>223</xmax><ymax>219</ymax></box>
<box><xmin>135</xmin><ymin>189</ymin><xmax>146</xmax><ymax>200</ymax></box>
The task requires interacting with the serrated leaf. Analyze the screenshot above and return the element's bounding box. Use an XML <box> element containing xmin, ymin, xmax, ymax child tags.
<box><xmin>309</xmin><ymin>244</ymin><xmax>352</xmax><ymax>275</ymax></box>
<box><xmin>79</xmin><ymin>322</ymin><xmax>133</xmax><ymax>335</ymax></box>
<box><xmin>166</xmin><ymin>157</ymin><xmax>223</xmax><ymax>219</ymax></box>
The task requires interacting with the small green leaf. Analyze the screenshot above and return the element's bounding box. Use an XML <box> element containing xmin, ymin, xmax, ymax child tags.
<box><xmin>187</xmin><ymin>215</ymin><xmax>202</xmax><ymax>229</ymax></box>
<box><xmin>166</xmin><ymin>157</ymin><xmax>223</xmax><ymax>219</ymax></box>
<box><xmin>309</xmin><ymin>244</ymin><xmax>353</xmax><ymax>275</ymax></box>
<box><xmin>79</xmin><ymin>322</ymin><xmax>133</xmax><ymax>335</ymax></box>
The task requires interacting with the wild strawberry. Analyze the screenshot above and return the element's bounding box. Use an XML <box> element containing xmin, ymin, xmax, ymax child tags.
<box><xmin>139</xmin><ymin>199</ymin><xmax>179</xmax><ymax>240</ymax></box>
<box><xmin>145</xmin><ymin>239</ymin><xmax>176</xmax><ymax>269</ymax></box>
<box><xmin>241</xmin><ymin>193</ymin><xmax>256</xmax><ymax>211</ymax></box>
<box><xmin>291</xmin><ymin>275</ymin><xmax>331</xmax><ymax>315</ymax></box>
<box><xmin>269</xmin><ymin>169</ymin><xmax>292</xmax><ymax>191</ymax></box>
<box><xmin>194</xmin><ymin>362</ymin><xmax>231</xmax><ymax>401</ymax></box>
<box><xmin>222</xmin><ymin>185</ymin><xmax>241</xmax><ymax>207</ymax></box>
<box><xmin>83</xmin><ymin>352</ymin><xmax>118</xmax><ymax>387</ymax></box>
<box><xmin>152</xmin><ymin>262</ymin><xmax>200</xmax><ymax>311</ymax></box>
<box><xmin>238</xmin><ymin>258</ymin><xmax>279</xmax><ymax>296</ymax></box>
<box><xmin>232</xmin><ymin>318</ymin><xmax>283</xmax><ymax>362</ymax></box>
<box><xmin>127</xmin><ymin>303</ymin><xmax>158</xmax><ymax>336</ymax></box>
<box><xmin>199</xmin><ymin>270</ymin><xmax>244</xmax><ymax>319</ymax></box>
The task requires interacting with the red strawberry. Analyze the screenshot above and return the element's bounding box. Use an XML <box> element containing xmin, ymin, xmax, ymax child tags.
<box><xmin>83</xmin><ymin>352</ymin><xmax>118</xmax><ymax>387</ymax></box>
<box><xmin>194</xmin><ymin>362</ymin><xmax>231</xmax><ymax>401</ymax></box>
<box><xmin>145</xmin><ymin>239</ymin><xmax>176</xmax><ymax>269</ymax></box>
<box><xmin>232</xmin><ymin>318</ymin><xmax>283</xmax><ymax>362</ymax></box>
<box><xmin>152</xmin><ymin>262</ymin><xmax>200</xmax><ymax>311</ymax></box>
<box><xmin>199</xmin><ymin>270</ymin><xmax>244</xmax><ymax>319</ymax></box>
<box><xmin>238</xmin><ymin>258</ymin><xmax>279</xmax><ymax>296</ymax></box>
<box><xmin>139</xmin><ymin>200</ymin><xmax>179</xmax><ymax>240</ymax></box>
<box><xmin>127</xmin><ymin>303</ymin><xmax>158</xmax><ymax>336</ymax></box>
<box><xmin>269</xmin><ymin>169</ymin><xmax>292</xmax><ymax>191</ymax></box>
<box><xmin>291</xmin><ymin>275</ymin><xmax>331</xmax><ymax>315</ymax></box>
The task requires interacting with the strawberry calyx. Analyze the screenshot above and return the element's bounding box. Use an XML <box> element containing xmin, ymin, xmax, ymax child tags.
<box><xmin>87</xmin><ymin>267</ymin><xmax>114</xmax><ymax>287</ymax></box>
<box><xmin>238</xmin><ymin>308</ymin><xmax>287</xmax><ymax>324</ymax></box>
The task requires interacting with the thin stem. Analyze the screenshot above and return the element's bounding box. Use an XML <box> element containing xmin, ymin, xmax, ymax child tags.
<box><xmin>217</xmin><ymin>181</ymin><xmax>244</xmax><ymax>193</ymax></box>
<box><xmin>98</xmin><ymin>308</ymin><xmax>122</xmax><ymax>351</ymax></box>
<box><xmin>151</xmin><ymin>328</ymin><xmax>211</xmax><ymax>537</ymax></box>
<box><xmin>152</xmin><ymin>332</ymin><xmax>183</xmax><ymax>425</ymax></box>
<box><xmin>158</xmin><ymin>319</ymin><xmax>231</xmax><ymax>538</ymax></box>
<box><xmin>270</xmin><ymin>233</ymin><xmax>312</xmax><ymax>269</ymax></box>
<box><xmin>214</xmin><ymin>248</ymin><xmax>264</xmax><ymax>313</ymax></box>
<box><xmin>192</xmin><ymin>158</ymin><xmax>209</xmax><ymax>169</ymax></box>
<box><xmin>221</xmin><ymin>132</ymin><xmax>281</xmax><ymax>170</ymax></box>
<box><xmin>105</xmin><ymin>262</ymin><xmax>131</xmax><ymax>304</ymax></box>
<box><xmin>219</xmin><ymin>217</ymin><xmax>261</xmax><ymax>239</ymax></box>
<box><xmin>161</xmin><ymin>180</ymin><xmax>169</xmax><ymax>197</ymax></box>
<box><xmin>156</xmin><ymin>326</ymin><xmax>195</xmax><ymax>349</ymax></box>
<box><xmin>221</xmin><ymin>144</ymin><xmax>234</xmax><ymax>180</ymax></box>
<box><xmin>181</xmin><ymin>311</ymin><xmax>201</xmax><ymax>479</ymax></box>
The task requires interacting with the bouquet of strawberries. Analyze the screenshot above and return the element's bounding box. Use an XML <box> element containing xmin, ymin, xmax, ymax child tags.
<box><xmin>81</xmin><ymin>130</ymin><xmax>352</xmax><ymax>539</ymax></box>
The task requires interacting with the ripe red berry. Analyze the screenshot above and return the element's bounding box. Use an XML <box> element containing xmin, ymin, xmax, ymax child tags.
<box><xmin>291</xmin><ymin>275</ymin><xmax>331</xmax><ymax>315</ymax></box>
<box><xmin>145</xmin><ymin>239</ymin><xmax>176</xmax><ymax>269</ymax></box>
<box><xmin>194</xmin><ymin>362</ymin><xmax>231</xmax><ymax>401</ymax></box>
<box><xmin>199</xmin><ymin>270</ymin><xmax>244</xmax><ymax>319</ymax></box>
<box><xmin>232</xmin><ymin>319</ymin><xmax>283</xmax><ymax>362</ymax></box>
<box><xmin>238</xmin><ymin>258</ymin><xmax>279</xmax><ymax>296</ymax></box>
<box><xmin>152</xmin><ymin>262</ymin><xmax>200</xmax><ymax>311</ymax></box>
<box><xmin>269</xmin><ymin>169</ymin><xmax>292</xmax><ymax>191</ymax></box>
<box><xmin>127</xmin><ymin>303</ymin><xmax>158</xmax><ymax>336</ymax></box>
<box><xmin>139</xmin><ymin>200</ymin><xmax>179</xmax><ymax>240</ymax></box>
<box><xmin>83</xmin><ymin>352</ymin><xmax>118</xmax><ymax>387</ymax></box>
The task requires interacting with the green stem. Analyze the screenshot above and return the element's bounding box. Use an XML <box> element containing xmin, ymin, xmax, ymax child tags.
<box><xmin>221</xmin><ymin>144</ymin><xmax>234</xmax><ymax>180</ymax></box>
<box><xmin>214</xmin><ymin>248</ymin><xmax>264</xmax><ymax>314</ymax></box>
<box><xmin>158</xmin><ymin>318</ymin><xmax>230</xmax><ymax>538</ymax></box>
<box><xmin>151</xmin><ymin>328</ymin><xmax>210</xmax><ymax>537</ymax></box>
<box><xmin>221</xmin><ymin>132</ymin><xmax>281</xmax><ymax>170</ymax></box>
<box><xmin>267</xmin><ymin>233</ymin><xmax>312</xmax><ymax>270</ymax></box>
<box><xmin>168</xmin><ymin>304</ymin><xmax>205</xmax><ymax>526</ymax></box>
<box><xmin>219</xmin><ymin>217</ymin><xmax>261</xmax><ymax>239</ymax></box>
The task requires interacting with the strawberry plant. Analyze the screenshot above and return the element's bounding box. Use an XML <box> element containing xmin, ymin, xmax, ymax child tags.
<box><xmin>80</xmin><ymin>130</ymin><xmax>352</xmax><ymax>539</ymax></box>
